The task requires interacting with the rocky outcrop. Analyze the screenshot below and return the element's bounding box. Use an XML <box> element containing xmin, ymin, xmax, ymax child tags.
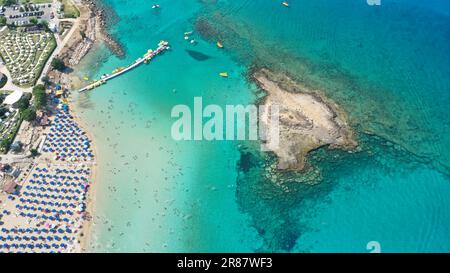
<box><xmin>47</xmin><ymin>0</ymin><xmax>125</xmax><ymax>89</ymax></box>
<box><xmin>254</xmin><ymin>69</ymin><xmax>357</xmax><ymax>171</ymax></box>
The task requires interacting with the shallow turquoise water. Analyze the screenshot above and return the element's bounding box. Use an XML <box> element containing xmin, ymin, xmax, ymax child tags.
<box><xmin>74</xmin><ymin>0</ymin><xmax>450</xmax><ymax>252</ymax></box>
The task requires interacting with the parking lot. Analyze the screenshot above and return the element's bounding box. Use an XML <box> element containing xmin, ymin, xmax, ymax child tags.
<box><xmin>1</xmin><ymin>3</ymin><xmax>54</xmax><ymax>26</ymax></box>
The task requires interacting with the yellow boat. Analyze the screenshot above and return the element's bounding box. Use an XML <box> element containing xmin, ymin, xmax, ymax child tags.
<box><xmin>217</xmin><ymin>41</ymin><xmax>224</xmax><ymax>48</ymax></box>
<box><xmin>83</xmin><ymin>76</ymin><xmax>89</xmax><ymax>81</ymax></box>
<box><xmin>112</xmin><ymin>67</ymin><xmax>125</xmax><ymax>74</ymax></box>
<box><xmin>219</xmin><ymin>72</ymin><xmax>228</xmax><ymax>78</ymax></box>
<box><xmin>282</xmin><ymin>1</ymin><xmax>289</xmax><ymax>7</ymax></box>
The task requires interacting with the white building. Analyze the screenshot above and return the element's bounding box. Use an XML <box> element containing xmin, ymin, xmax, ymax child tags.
<box><xmin>4</xmin><ymin>90</ymin><xmax>23</xmax><ymax>105</ymax></box>
<box><xmin>48</xmin><ymin>21</ymin><xmax>58</xmax><ymax>32</ymax></box>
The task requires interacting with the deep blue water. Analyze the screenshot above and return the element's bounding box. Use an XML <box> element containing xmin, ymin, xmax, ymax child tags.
<box><xmin>75</xmin><ymin>0</ymin><xmax>450</xmax><ymax>252</ymax></box>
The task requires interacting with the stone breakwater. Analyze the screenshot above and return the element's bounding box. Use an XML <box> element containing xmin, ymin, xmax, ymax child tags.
<box><xmin>65</xmin><ymin>0</ymin><xmax>124</xmax><ymax>65</ymax></box>
<box><xmin>254</xmin><ymin>68</ymin><xmax>358</xmax><ymax>171</ymax></box>
<box><xmin>93</xmin><ymin>0</ymin><xmax>125</xmax><ymax>59</ymax></box>
<box><xmin>48</xmin><ymin>0</ymin><xmax>125</xmax><ymax>89</ymax></box>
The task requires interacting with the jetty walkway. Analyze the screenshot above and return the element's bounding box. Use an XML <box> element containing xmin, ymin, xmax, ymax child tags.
<box><xmin>78</xmin><ymin>41</ymin><xmax>169</xmax><ymax>92</ymax></box>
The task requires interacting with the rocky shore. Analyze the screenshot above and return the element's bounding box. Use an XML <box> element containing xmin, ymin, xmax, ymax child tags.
<box><xmin>92</xmin><ymin>0</ymin><xmax>125</xmax><ymax>58</ymax></box>
<box><xmin>47</xmin><ymin>0</ymin><xmax>124</xmax><ymax>89</ymax></box>
<box><xmin>254</xmin><ymin>69</ymin><xmax>357</xmax><ymax>171</ymax></box>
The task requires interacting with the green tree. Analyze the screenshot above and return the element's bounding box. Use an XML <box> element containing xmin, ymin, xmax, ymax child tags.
<box><xmin>41</xmin><ymin>75</ymin><xmax>51</xmax><ymax>85</ymax></box>
<box><xmin>39</xmin><ymin>20</ymin><xmax>49</xmax><ymax>29</ymax></box>
<box><xmin>0</xmin><ymin>17</ymin><xmax>6</xmax><ymax>26</ymax></box>
<box><xmin>51</xmin><ymin>58</ymin><xmax>66</xmax><ymax>71</ymax></box>
<box><xmin>33</xmin><ymin>84</ymin><xmax>45</xmax><ymax>93</ymax></box>
<box><xmin>30</xmin><ymin>148</ymin><xmax>39</xmax><ymax>157</ymax></box>
<box><xmin>4</xmin><ymin>0</ymin><xmax>17</xmax><ymax>7</ymax></box>
<box><xmin>0</xmin><ymin>106</ymin><xmax>8</xmax><ymax>117</ymax></box>
<box><xmin>0</xmin><ymin>73</ymin><xmax>7</xmax><ymax>88</ymax></box>
<box><xmin>23</xmin><ymin>92</ymin><xmax>32</xmax><ymax>101</ymax></box>
<box><xmin>13</xmin><ymin>97</ymin><xmax>30</xmax><ymax>111</ymax></box>
<box><xmin>21</xmin><ymin>108</ymin><xmax>36</xmax><ymax>121</ymax></box>
<box><xmin>0</xmin><ymin>138</ymin><xmax>11</xmax><ymax>153</ymax></box>
<box><xmin>32</xmin><ymin>84</ymin><xmax>47</xmax><ymax>109</ymax></box>
<box><xmin>29</xmin><ymin>17</ymin><xmax>38</xmax><ymax>25</ymax></box>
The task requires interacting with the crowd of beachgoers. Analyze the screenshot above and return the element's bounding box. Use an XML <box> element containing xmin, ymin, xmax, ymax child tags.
<box><xmin>0</xmin><ymin>0</ymin><xmax>100</xmax><ymax>253</ymax></box>
<box><xmin>0</xmin><ymin>101</ymin><xmax>94</xmax><ymax>253</ymax></box>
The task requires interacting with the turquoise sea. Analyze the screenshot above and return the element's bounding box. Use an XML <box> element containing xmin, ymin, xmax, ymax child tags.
<box><xmin>72</xmin><ymin>0</ymin><xmax>450</xmax><ymax>252</ymax></box>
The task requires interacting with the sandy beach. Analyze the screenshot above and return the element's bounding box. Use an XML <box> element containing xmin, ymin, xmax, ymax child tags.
<box><xmin>0</xmin><ymin>100</ymin><xmax>96</xmax><ymax>252</ymax></box>
<box><xmin>45</xmin><ymin>0</ymin><xmax>126</xmax><ymax>252</ymax></box>
<box><xmin>46</xmin><ymin>0</ymin><xmax>115</xmax><ymax>252</ymax></box>
<box><xmin>68</xmin><ymin>100</ymin><xmax>98</xmax><ymax>252</ymax></box>
<box><xmin>0</xmin><ymin>0</ymin><xmax>115</xmax><ymax>253</ymax></box>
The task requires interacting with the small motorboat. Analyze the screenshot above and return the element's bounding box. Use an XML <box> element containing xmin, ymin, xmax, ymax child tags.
<box><xmin>282</xmin><ymin>2</ymin><xmax>289</xmax><ymax>7</ymax></box>
<box><xmin>152</xmin><ymin>4</ymin><xmax>160</xmax><ymax>9</ymax></box>
<box><xmin>219</xmin><ymin>72</ymin><xmax>228</xmax><ymax>78</ymax></box>
<box><xmin>217</xmin><ymin>41</ymin><xmax>224</xmax><ymax>48</ymax></box>
<box><xmin>190</xmin><ymin>39</ymin><xmax>196</xmax><ymax>44</ymax></box>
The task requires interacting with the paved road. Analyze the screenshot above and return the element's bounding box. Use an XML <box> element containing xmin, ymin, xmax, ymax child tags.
<box><xmin>0</xmin><ymin>154</ymin><xmax>33</xmax><ymax>164</ymax></box>
<box><xmin>37</xmin><ymin>17</ymin><xmax>78</xmax><ymax>86</ymax></box>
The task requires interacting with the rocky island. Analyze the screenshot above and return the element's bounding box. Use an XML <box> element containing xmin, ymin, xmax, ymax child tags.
<box><xmin>254</xmin><ymin>69</ymin><xmax>357</xmax><ymax>171</ymax></box>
